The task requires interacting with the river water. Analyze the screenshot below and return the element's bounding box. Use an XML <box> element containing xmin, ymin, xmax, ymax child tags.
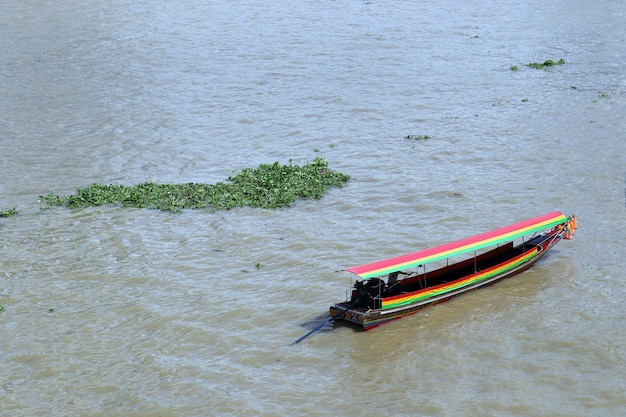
<box><xmin>1</xmin><ymin>1</ymin><xmax>625</xmax><ymax>416</ymax></box>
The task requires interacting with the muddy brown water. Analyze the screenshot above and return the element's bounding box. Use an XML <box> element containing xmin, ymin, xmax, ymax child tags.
<box><xmin>1</xmin><ymin>1</ymin><xmax>625</xmax><ymax>416</ymax></box>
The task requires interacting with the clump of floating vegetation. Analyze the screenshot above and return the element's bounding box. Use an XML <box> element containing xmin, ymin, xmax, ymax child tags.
<box><xmin>405</xmin><ymin>134</ymin><xmax>430</xmax><ymax>141</ymax></box>
<box><xmin>0</xmin><ymin>208</ymin><xmax>18</xmax><ymax>218</ymax></box>
<box><xmin>40</xmin><ymin>158</ymin><xmax>350</xmax><ymax>213</ymax></box>
<box><xmin>526</xmin><ymin>58</ymin><xmax>565</xmax><ymax>69</ymax></box>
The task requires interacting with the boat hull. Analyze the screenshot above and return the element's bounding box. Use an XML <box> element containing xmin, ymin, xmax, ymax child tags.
<box><xmin>330</xmin><ymin>232</ymin><xmax>562</xmax><ymax>330</ymax></box>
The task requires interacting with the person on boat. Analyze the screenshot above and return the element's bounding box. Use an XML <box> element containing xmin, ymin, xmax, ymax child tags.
<box><xmin>349</xmin><ymin>280</ymin><xmax>372</xmax><ymax>309</ymax></box>
<box><xmin>365</xmin><ymin>278</ymin><xmax>384</xmax><ymax>297</ymax></box>
<box><xmin>384</xmin><ymin>271</ymin><xmax>410</xmax><ymax>296</ymax></box>
<box><xmin>348</xmin><ymin>279</ymin><xmax>383</xmax><ymax>309</ymax></box>
<box><xmin>349</xmin><ymin>280</ymin><xmax>363</xmax><ymax>302</ymax></box>
<box><xmin>387</xmin><ymin>270</ymin><xmax>409</xmax><ymax>287</ymax></box>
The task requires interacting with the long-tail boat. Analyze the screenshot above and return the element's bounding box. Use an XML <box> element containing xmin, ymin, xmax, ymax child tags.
<box><xmin>329</xmin><ymin>211</ymin><xmax>577</xmax><ymax>331</ymax></box>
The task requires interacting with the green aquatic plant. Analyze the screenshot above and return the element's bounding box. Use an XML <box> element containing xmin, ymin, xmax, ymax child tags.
<box><xmin>405</xmin><ymin>134</ymin><xmax>430</xmax><ymax>141</ymax></box>
<box><xmin>526</xmin><ymin>58</ymin><xmax>565</xmax><ymax>69</ymax></box>
<box><xmin>0</xmin><ymin>208</ymin><xmax>18</xmax><ymax>218</ymax></box>
<box><xmin>40</xmin><ymin>158</ymin><xmax>350</xmax><ymax>212</ymax></box>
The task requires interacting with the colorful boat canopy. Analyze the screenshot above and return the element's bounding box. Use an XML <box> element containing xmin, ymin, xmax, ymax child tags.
<box><xmin>345</xmin><ymin>211</ymin><xmax>568</xmax><ymax>280</ymax></box>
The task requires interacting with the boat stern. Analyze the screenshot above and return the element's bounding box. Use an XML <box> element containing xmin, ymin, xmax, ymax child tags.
<box><xmin>330</xmin><ymin>303</ymin><xmax>396</xmax><ymax>330</ymax></box>
<box><xmin>330</xmin><ymin>302</ymin><xmax>368</xmax><ymax>327</ymax></box>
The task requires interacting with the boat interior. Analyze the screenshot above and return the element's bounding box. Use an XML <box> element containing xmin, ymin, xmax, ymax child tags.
<box><xmin>344</xmin><ymin>233</ymin><xmax>553</xmax><ymax>310</ymax></box>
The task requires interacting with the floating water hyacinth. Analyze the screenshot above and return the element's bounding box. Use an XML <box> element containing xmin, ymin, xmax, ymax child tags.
<box><xmin>0</xmin><ymin>208</ymin><xmax>18</xmax><ymax>218</ymax></box>
<box><xmin>40</xmin><ymin>158</ymin><xmax>350</xmax><ymax>213</ymax></box>
<box><xmin>526</xmin><ymin>58</ymin><xmax>565</xmax><ymax>69</ymax></box>
<box><xmin>405</xmin><ymin>134</ymin><xmax>430</xmax><ymax>141</ymax></box>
